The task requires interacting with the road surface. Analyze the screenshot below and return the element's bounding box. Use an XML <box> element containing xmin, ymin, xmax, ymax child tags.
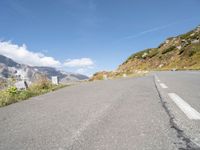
<box><xmin>0</xmin><ymin>71</ymin><xmax>200</xmax><ymax>150</ymax></box>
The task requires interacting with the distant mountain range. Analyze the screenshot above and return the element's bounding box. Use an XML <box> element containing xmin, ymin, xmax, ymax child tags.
<box><xmin>0</xmin><ymin>54</ymin><xmax>88</xmax><ymax>84</ymax></box>
<box><xmin>91</xmin><ymin>25</ymin><xmax>200</xmax><ymax>80</ymax></box>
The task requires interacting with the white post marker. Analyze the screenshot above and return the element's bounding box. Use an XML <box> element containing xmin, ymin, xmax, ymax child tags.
<box><xmin>123</xmin><ymin>74</ymin><xmax>127</xmax><ymax>78</ymax></box>
<box><xmin>168</xmin><ymin>93</ymin><xmax>200</xmax><ymax>120</ymax></box>
<box><xmin>103</xmin><ymin>75</ymin><xmax>108</xmax><ymax>80</ymax></box>
<box><xmin>160</xmin><ymin>83</ymin><xmax>168</xmax><ymax>89</ymax></box>
<box><xmin>52</xmin><ymin>76</ymin><xmax>59</xmax><ymax>85</ymax></box>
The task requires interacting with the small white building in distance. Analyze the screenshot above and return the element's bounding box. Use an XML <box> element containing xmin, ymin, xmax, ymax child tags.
<box><xmin>52</xmin><ymin>76</ymin><xmax>59</xmax><ymax>85</ymax></box>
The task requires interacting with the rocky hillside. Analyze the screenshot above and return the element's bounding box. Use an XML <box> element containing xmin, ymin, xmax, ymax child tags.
<box><xmin>0</xmin><ymin>55</ymin><xmax>88</xmax><ymax>85</ymax></box>
<box><xmin>0</xmin><ymin>55</ymin><xmax>44</xmax><ymax>83</ymax></box>
<box><xmin>118</xmin><ymin>25</ymin><xmax>200</xmax><ymax>73</ymax></box>
<box><xmin>91</xmin><ymin>25</ymin><xmax>200</xmax><ymax>81</ymax></box>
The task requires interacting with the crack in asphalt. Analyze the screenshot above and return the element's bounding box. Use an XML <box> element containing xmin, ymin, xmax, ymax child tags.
<box><xmin>153</xmin><ymin>75</ymin><xmax>200</xmax><ymax>150</ymax></box>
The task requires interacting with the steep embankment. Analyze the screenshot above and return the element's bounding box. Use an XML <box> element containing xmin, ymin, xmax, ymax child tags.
<box><xmin>118</xmin><ymin>25</ymin><xmax>200</xmax><ymax>72</ymax></box>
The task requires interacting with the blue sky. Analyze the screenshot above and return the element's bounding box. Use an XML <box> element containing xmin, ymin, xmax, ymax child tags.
<box><xmin>0</xmin><ymin>0</ymin><xmax>200</xmax><ymax>76</ymax></box>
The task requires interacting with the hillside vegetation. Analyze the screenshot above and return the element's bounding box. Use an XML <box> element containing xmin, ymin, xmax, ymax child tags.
<box><xmin>118</xmin><ymin>25</ymin><xmax>200</xmax><ymax>73</ymax></box>
<box><xmin>91</xmin><ymin>25</ymin><xmax>200</xmax><ymax>80</ymax></box>
<box><xmin>0</xmin><ymin>79</ymin><xmax>66</xmax><ymax>107</ymax></box>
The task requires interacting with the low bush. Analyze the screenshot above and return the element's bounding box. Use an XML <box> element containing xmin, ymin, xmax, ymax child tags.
<box><xmin>180</xmin><ymin>31</ymin><xmax>194</xmax><ymax>39</ymax></box>
<box><xmin>127</xmin><ymin>49</ymin><xmax>151</xmax><ymax>60</ymax></box>
<box><xmin>148</xmin><ymin>48</ymin><xmax>158</xmax><ymax>58</ymax></box>
<box><xmin>162</xmin><ymin>46</ymin><xmax>176</xmax><ymax>54</ymax></box>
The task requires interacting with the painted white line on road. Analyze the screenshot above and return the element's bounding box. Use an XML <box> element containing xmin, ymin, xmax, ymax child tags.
<box><xmin>168</xmin><ymin>93</ymin><xmax>200</xmax><ymax>120</ymax></box>
<box><xmin>160</xmin><ymin>83</ymin><xmax>168</xmax><ymax>89</ymax></box>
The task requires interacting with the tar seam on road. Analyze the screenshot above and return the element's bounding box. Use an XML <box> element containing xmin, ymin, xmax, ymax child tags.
<box><xmin>153</xmin><ymin>75</ymin><xmax>200</xmax><ymax>150</ymax></box>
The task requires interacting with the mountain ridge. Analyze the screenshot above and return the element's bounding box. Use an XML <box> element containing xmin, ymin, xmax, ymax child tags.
<box><xmin>0</xmin><ymin>55</ymin><xmax>88</xmax><ymax>84</ymax></box>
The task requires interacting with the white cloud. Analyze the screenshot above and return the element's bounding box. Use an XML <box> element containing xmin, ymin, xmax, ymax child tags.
<box><xmin>0</xmin><ymin>41</ymin><xmax>95</xmax><ymax>75</ymax></box>
<box><xmin>123</xmin><ymin>21</ymin><xmax>180</xmax><ymax>40</ymax></box>
<box><xmin>64</xmin><ymin>58</ymin><xmax>94</xmax><ymax>68</ymax></box>
<box><xmin>76</xmin><ymin>68</ymin><xmax>87</xmax><ymax>74</ymax></box>
<box><xmin>0</xmin><ymin>41</ymin><xmax>61</xmax><ymax>67</ymax></box>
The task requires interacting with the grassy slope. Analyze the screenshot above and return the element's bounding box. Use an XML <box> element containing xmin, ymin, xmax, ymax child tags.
<box><xmin>118</xmin><ymin>26</ymin><xmax>200</xmax><ymax>72</ymax></box>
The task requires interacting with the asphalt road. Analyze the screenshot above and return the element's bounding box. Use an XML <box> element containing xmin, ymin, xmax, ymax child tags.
<box><xmin>155</xmin><ymin>71</ymin><xmax>200</xmax><ymax>149</ymax></box>
<box><xmin>0</xmin><ymin>71</ymin><xmax>200</xmax><ymax>150</ymax></box>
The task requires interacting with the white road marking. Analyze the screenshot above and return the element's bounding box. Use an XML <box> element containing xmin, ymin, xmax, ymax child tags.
<box><xmin>168</xmin><ymin>93</ymin><xmax>200</xmax><ymax>120</ymax></box>
<box><xmin>160</xmin><ymin>83</ymin><xmax>168</xmax><ymax>89</ymax></box>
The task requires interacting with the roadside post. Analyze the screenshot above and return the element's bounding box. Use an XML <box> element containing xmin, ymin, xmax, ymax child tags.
<box><xmin>52</xmin><ymin>76</ymin><xmax>59</xmax><ymax>85</ymax></box>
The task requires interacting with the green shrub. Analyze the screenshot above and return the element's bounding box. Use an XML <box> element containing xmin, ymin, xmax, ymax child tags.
<box><xmin>127</xmin><ymin>49</ymin><xmax>151</xmax><ymax>60</ymax></box>
<box><xmin>162</xmin><ymin>46</ymin><xmax>176</xmax><ymax>54</ymax></box>
<box><xmin>6</xmin><ymin>86</ymin><xmax>19</xmax><ymax>96</ymax></box>
<box><xmin>17</xmin><ymin>90</ymin><xmax>34</xmax><ymax>101</ymax></box>
<box><xmin>180</xmin><ymin>31</ymin><xmax>194</xmax><ymax>39</ymax></box>
<box><xmin>0</xmin><ymin>90</ymin><xmax>17</xmax><ymax>106</ymax></box>
<box><xmin>0</xmin><ymin>80</ymin><xmax>66</xmax><ymax>107</ymax></box>
<box><xmin>148</xmin><ymin>48</ymin><xmax>158</xmax><ymax>58</ymax></box>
